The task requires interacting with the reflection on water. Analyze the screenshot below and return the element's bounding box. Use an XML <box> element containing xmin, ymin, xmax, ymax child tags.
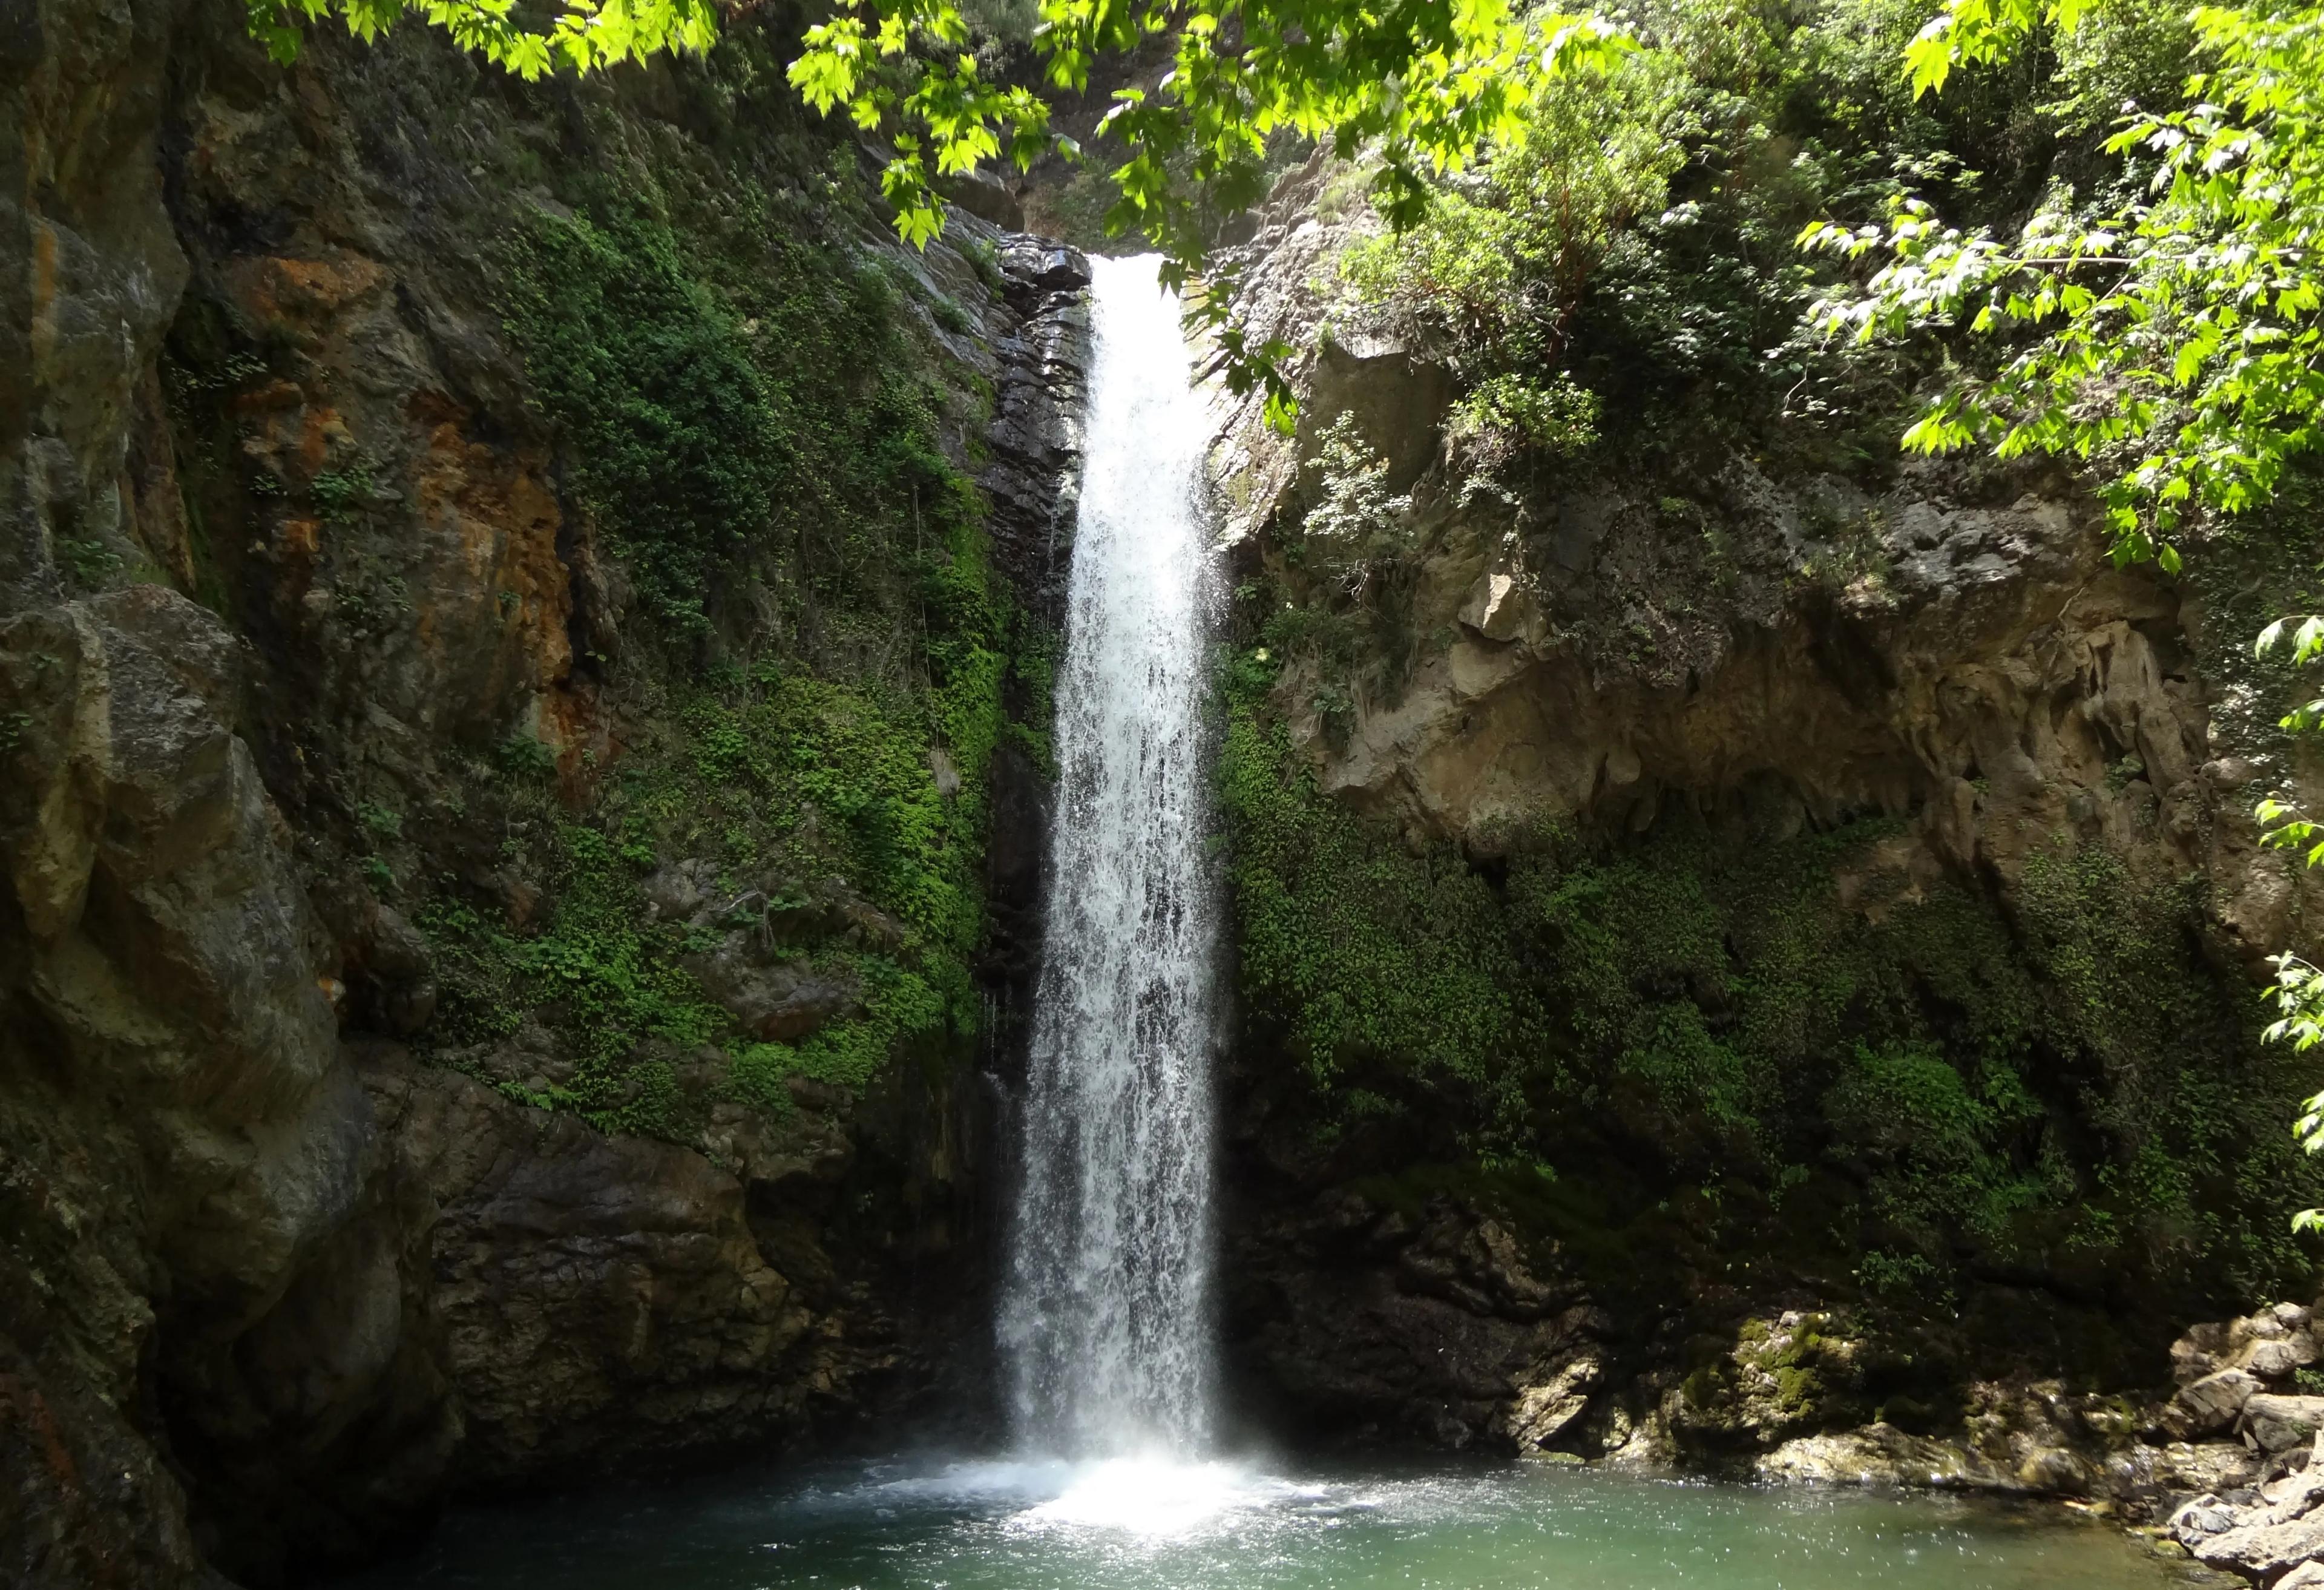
<box><xmin>345</xmin><ymin>1451</ymin><xmax>2200</xmax><ymax>1590</ymax></box>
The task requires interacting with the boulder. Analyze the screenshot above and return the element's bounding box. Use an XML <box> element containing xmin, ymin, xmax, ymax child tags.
<box><xmin>2192</xmin><ymin>1517</ymin><xmax>2324</xmax><ymax>1580</ymax></box>
<box><xmin>2246</xmin><ymin>1395</ymin><xmax>2324</xmax><ymax>1454</ymax></box>
<box><xmin>2144</xmin><ymin>1440</ymin><xmax>2266</xmax><ymax>1498</ymax></box>
<box><xmin>1502</xmin><ymin>1351</ymin><xmax>1603</xmax><ymax>1449</ymax></box>
<box><xmin>2177</xmin><ymin>1321</ymin><xmax>2234</xmax><ymax>1387</ymax></box>
<box><xmin>2172</xmin><ymin>1494</ymin><xmax>2242</xmax><ymax>1539</ymax></box>
<box><xmin>2241</xmin><ymin>1333</ymin><xmax>2321</xmax><ymax>1380</ymax></box>
<box><xmin>2171</xmin><ymin>1369</ymin><xmax>2265</xmax><ymax>1437</ymax></box>
<box><xmin>2015</xmin><ymin>1447</ymin><xmax>2093</xmax><ymax>1494</ymax></box>
<box><xmin>1459</xmin><ymin>571</ymin><xmax>1544</xmax><ymax>645</ymax></box>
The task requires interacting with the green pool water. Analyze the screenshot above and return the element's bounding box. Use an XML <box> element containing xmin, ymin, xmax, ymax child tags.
<box><xmin>346</xmin><ymin>1453</ymin><xmax>2208</xmax><ymax>1590</ymax></box>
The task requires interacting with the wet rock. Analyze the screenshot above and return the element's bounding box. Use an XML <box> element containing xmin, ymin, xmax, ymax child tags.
<box><xmin>2172</xmin><ymin>1494</ymin><xmax>2244</xmax><ymax>1538</ymax></box>
<box><xmin>2243</xmin><ymin>1336</ymin><xmax>2319</xmax><ymax>1381</ymax></box>
<box><xmin>983</xmin><ymin>235</ymin><xmax>1092</xmax><ymax>628</ymax></box>
<box><xmin>1757</xmin><ymin>1425</ymin><xmax>2019</xmax><ymax>1491</ymax></box>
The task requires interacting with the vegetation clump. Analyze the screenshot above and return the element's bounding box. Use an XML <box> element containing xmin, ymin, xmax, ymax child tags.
<box><xmin>1220</xmin><ymin>646</ymin><xmax>2320</xmax><ymax>1329</ymax></box>
<box><xmin>376</xmin><ymin>77</ymin><xmax>1048</xmax><ymax>1146</ymax></box>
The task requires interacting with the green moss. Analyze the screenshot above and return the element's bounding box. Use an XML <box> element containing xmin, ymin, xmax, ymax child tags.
<box><xmin>727</xmin><ymin>956</ymin><xmax>950</xmax><ymax>1106</ymax></box>
<box><xmin>1221</xmin><ymin>683</ymin><xmax>2323</xmax><ymax>1315</ymax></box>
<box><xmin>498</xmin><ymin>181</ymin><xmax>977</xmax><ymax>644</ymax></box>
<box><xmin>419</xmin><ymin>550</ymin><xmax>1023</xmax><ymax>1140</ymax></box>
<box><xmin>382</xmin><ymin>108</ymin><xmax>1062</xmax><ymax>1149</ymax></box>
<box><xmin>1220</xmin><ymin>695</ymin><xmax>1529</xmax><ymax>1086</ymax></box>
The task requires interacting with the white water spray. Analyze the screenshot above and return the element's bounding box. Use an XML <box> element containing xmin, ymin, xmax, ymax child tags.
<box><xmin>999</xmin><ymin>254</ymin><xmax>1221</xmax><ymax>1457</ymax></box>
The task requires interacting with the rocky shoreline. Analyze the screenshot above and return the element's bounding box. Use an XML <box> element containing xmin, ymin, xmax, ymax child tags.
<box><xmin>1735</xmin><ymin>1301</ymin><xmax>2324</xmax><ymax>1585</ymax></box>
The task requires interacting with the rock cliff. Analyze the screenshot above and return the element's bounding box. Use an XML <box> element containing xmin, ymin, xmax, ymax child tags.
<box><xmin>1204</xmin><ymin>159</ymin><xmax>2324</xmax><ymax>1476</ymax></box>
<box><xmin>1</xmin><ymin>4</ymin><xmax>1085</xmax><ymax>1583</ymax></box>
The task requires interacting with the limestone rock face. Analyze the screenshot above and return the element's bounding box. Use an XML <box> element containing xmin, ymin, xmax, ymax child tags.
<box><xmin>0</xmin><ymin>583</ymin><xmax>393</xmax><ymax>1583</ymax></box>
<box><xmin>1205</xmin><ymin>166</ymin><xmax>2316</xmax><ymax>964</ymax></box>
<box><xmin>2246</xmin><ymin>1396</ymin><xmax>2324</xmax><ymax>1456</ymax></box>
<box><xmin>1</xmin><ymin>0</ymin><xmax>194</xmax><ymax>614</ymax></box>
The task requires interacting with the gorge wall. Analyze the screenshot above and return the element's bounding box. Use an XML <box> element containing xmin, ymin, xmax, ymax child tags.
<box><xmin>2</xmin><ymin>3</ymin><xmax>1085</xmax><ymax>1582</ymax></box>
<box><xmin>1200</xmin><ymin>160</ymin><xmax>2324</xmax><ymax>1488</ymax></box>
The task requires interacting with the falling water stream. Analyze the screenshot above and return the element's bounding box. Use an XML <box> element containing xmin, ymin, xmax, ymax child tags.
<box><xmin>999</xmin><ymin>252</ymin><xmax>1222</xmax><ymax>1457</ymax></box>
<box><xmin>344</xmin><ymin>259</ymin><xmax>2189</xmax><ymax>1590</ymax></box>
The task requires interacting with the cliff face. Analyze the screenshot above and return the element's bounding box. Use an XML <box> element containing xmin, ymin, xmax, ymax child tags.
<box><xmin>1203</xmin><ymin>166</ymin><xmax>2324</xmax><ymax>1476</ymax></box>
<box><xmin>1</xmin><ymin>4</ymin><xmax>1084</xmax><ymax>1584</ymax></box>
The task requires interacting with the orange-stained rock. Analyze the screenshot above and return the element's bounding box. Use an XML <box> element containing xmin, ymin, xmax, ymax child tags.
<box><xmin>223</xmin><ymin>253</ymin><xmax>391</xmax><ymax>346</ymax></box>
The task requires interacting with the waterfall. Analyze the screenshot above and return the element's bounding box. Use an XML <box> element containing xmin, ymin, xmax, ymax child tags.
<box><xmin>999</xmin><ymin>254</ymin><xmax>1221</xmax><ymax>1457</ymax></box>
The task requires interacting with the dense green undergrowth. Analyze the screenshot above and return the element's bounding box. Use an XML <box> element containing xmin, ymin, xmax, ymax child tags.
<box><xmin>419</xmin><ymin>659</ymin><xmax>1001</xmax><ymax>1136</ymax></box>
<box><xmin>1220</xmin><ymin>662</ymin><xmax>2322</xmax><ymax>1329</ymax></box>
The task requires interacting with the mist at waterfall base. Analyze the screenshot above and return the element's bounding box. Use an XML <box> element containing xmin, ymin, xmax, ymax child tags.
<box><xmin>339</xmin><ymin>263</ymin><xmax>2183</xmax><ymax>1589</ymax></box>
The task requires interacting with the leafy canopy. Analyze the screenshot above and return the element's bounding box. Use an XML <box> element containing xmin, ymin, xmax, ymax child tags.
<box><xmin>1334</xmin><ymin>34</ymin><xmax>1687</xmax><ymax>378</ymax></box>
<box><xmin>787</xmin><ymin>0</ymin><xmax>1629</xmax><ymax>424</ymax></box>
<box><xmin>1814</xmin><ymin>0</ymin><xmax>2324</xmax><ymax>1228</ymax></box>
<box><xmin>245</xmin><ymin>0</ymin><xmax>717</xmax><ymax>77</ymax></box>
<box><xmin>1802</xmin><ymin>1</ymin><xmax>2324</xmax><ymax>571</ymax></box>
